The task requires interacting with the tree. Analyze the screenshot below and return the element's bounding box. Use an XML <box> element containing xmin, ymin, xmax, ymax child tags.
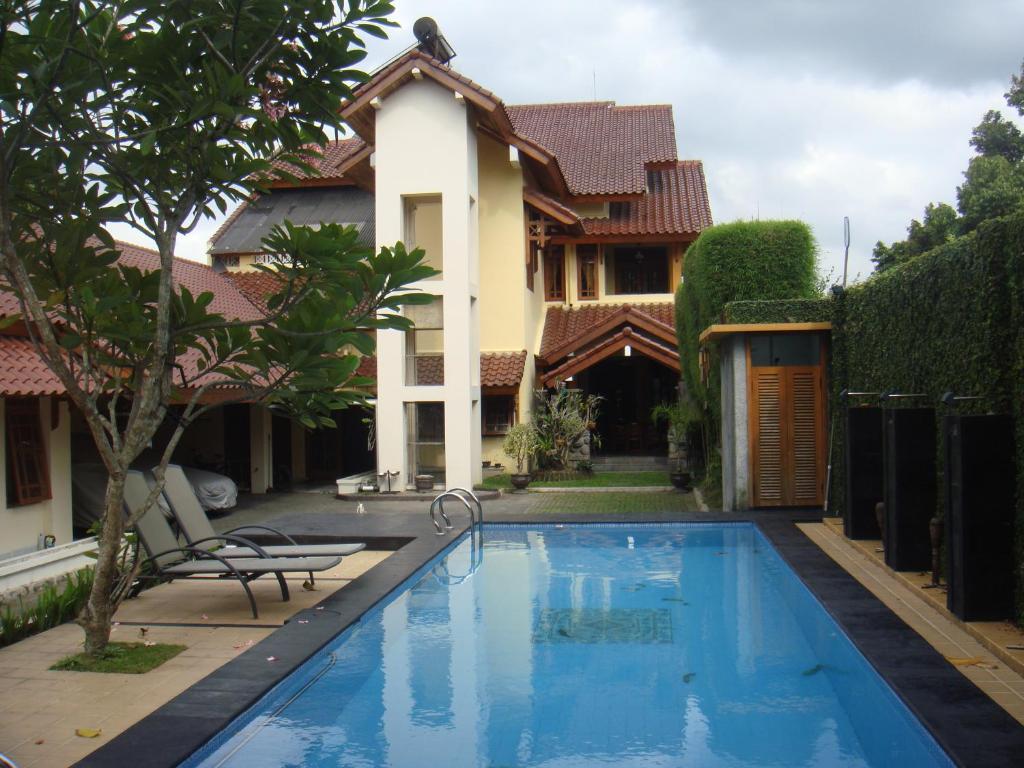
<box><xmin>872</xmin><ymin>202</ymin><xmax>959</xmax><ymax>272</ymax></box>
<box><xmin>969</xmin><ymin>110</ymin><xmax>1024</xmax><ymax>163</ymax></box>
<box><xmin>956</xmin><ymin>154</ymin><xmax>1024</xmax><ymax>232</ymax></box>
<box><xmin>0</xmin><ymin>0</ymin><xmax>434</xmax><ymax>656</ymax></box>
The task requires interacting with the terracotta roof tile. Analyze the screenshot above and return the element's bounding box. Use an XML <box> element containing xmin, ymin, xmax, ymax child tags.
<box><xmin>342</xmin><ymin>351</ymin><xmax>527</xmax><ymax>390</ymax></box>
<box><xmin>222</xmin><ymin>270</ymin><xmax>286</xmax><ymax>313</ymax></box>
<box><xmin>582</xmin><ymin>162</ymin><xmax>712</xmax><ymax>236</ymax></box>
<box><xmin>0</xmin><ymin>336</ymin><xmax>64</xmax><ymax>396</ymax></box>
<box><xmin>481</xmin><ymin>351</ymin><xmax>527</xmax><ymax>388</ymax></box>
<box><xmin>264</xmin><ymin>137</ymin><xmax>366</xmax><ymax>184</ymax></box>
<box><xmin>540</xmin><ymin>302</ymin><xmax>676</xmax><ymax>360</ymax></box>
<box><xmin>508</xmin><ymin>102</ymin><xmax>677</xmax><ymax>196</ymax></box>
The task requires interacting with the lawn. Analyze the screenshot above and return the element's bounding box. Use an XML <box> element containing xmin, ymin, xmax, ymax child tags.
<box><xmin>52</xmin><ymin>642</ymin><xmax>186</xmax><ymax>674</ymax></box>
<box><xmin>479</xmin><ymin>471</ymin><xmax>671</xmax><ymax>490</ymax></box>
<box><xmin>528</xmin><ymin>491</ymin><xmax>700</xmax><ymax>514</ymax></box>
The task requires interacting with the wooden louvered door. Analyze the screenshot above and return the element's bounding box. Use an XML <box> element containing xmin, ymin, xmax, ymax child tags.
<box><xmin>749</xmin><ymin>365</ymin><xmax>826</xmax><ymax>507</ymax></box>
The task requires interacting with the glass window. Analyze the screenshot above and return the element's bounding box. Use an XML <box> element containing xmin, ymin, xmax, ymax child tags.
<box><xmin>5</xmin><ymin>398</ymin><xmax>51</xmax><ymax>506</ymax></box>
<box><xmin>405</xmin><ymin>298</ymin><xmax>444</xmax><ymax>386</ymax></box>
<box><xmin>749</xmin><ymin>334</ymin><xmax>821</xmax><ymax>367</ymax></box>
<box><xmin>403</xmin><ymin>195</ymin><xmax>443</xmax><ymax>279</ymax></box>
<box><xmin>610</xmin><ymin>246</ymin><xmax>669</xmax><ymax>294</ymax></box>
<box><xmin>406</xmin><ymin>402</ymin><xmax>445</xmax><ymax>483</ymax></box>
<box><xmin>544</xmin><ymin>246</ymin><xmax>565</xmax><ymax>301</ymax></box>
<box><xmin>577</xmin><ymin>245</ymin><xmax>598</xmax><ymax>300</ymax></box>
<box><xmin>482</xmin><ymin>396</ymin><xmax>515</xmax><ymax>435</ymax></box>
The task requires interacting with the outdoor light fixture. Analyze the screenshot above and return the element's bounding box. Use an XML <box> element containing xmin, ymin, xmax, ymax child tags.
<box><xmin>624</xmin><ymin>345</ymin><xmax>632</xmax><ymax>357</ymax></box>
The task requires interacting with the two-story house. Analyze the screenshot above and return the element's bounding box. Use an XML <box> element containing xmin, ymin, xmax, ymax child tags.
<box><xmin>210</xmin><ymin>47</ymin><xmax>712</xmax><ymax>490</ymax></box>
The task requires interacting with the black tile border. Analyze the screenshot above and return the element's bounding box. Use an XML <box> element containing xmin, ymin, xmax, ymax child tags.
<box><xmin>75</xmin><ymin>509</ymin><xmax>1024</xmax><ymax>768</ymax></box>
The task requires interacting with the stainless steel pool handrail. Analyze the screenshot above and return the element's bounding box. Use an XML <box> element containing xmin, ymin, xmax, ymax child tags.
<box><xmin>444</xmin><ymin>487</ymin><xmax>483</xmax><ymax>526</ymax></box>
<box><xmin>429</xmin><ymin>491</ymin><xmax>473</xmax><ymax>535</ymax></box>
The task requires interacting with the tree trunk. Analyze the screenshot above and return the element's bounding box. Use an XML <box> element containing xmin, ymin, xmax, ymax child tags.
<box><xmin>77</xmin><ymin>472</ymin><xmax>128</xmax><ymax>657</ymax></box>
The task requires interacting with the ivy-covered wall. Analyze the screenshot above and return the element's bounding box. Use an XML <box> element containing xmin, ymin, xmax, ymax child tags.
<box><xmin>829</xmin><ymin>212</ymin><xmax>1024</xmax><ymax>622</ymax></box>
<box><xmin>722</xmin><ymin>298</ymin><xmax>831</xmax><ymax>324</ymax></box>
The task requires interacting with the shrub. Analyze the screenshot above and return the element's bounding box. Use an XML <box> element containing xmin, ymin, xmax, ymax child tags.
<box><xmin>532</xmin><ymin>389</ymin><xmax>603</xmax><ymax>470</ymax></box>
<box><xmin>503</xmin><ymin>423</ymin><xmax>540</xmax><ymax>474</ymax></box>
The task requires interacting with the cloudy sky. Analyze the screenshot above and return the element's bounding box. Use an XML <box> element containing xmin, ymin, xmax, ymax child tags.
<box><xmin>134</xmin><ymin>0</ymin><xmax>1024</xmax><ymax>282</ymax></box>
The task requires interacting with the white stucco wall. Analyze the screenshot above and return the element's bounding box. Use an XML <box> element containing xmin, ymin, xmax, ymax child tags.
<box><xmin>374</xmin><ymin>79</ymin><xmax>481</xmax><ymax>489</ymax></box>
<box><xmin>0</xmin><ymin>397</ymin><xmax>73</xmax><ymax>560</ymax></box>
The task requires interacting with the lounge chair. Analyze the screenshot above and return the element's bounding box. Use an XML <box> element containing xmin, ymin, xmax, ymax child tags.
<box><xmin>124</xmin><ymin>471</ymin><xmax>343</xmax><ymax>618</ymax></box>
<box><xmin>158</xmin><ymin>464</ymin><xmax>366</xmax><ymax>559</ymax></box>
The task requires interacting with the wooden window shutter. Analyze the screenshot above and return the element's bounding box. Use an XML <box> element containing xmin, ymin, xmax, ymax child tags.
<box><xmin>5</xmin><ymin>398</ymin><xmax>52</xmax><ymax>506</ymax></box>
<box><xmin>790</xmin><ymin>370</ymin><xmax>822</xmax><ymax>504</ymax></box>
<box><xmin>751</xmin><ymin>370</ymin><xmax>784</xmax><ymax>506</ymax></box>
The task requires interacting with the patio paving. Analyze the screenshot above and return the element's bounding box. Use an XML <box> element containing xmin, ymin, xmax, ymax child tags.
<box><xmin>803</xmin><ymin>520</ymin><xmax>1024</xmax><ymax>726</ymax></box>
<box><xmin>0</xmin><ymin>546</ymin><xmax>387</xmax><ymax>768</ymax></box>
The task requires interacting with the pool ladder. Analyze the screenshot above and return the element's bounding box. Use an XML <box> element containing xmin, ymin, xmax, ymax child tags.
<box><xmin>429</xmin><ymin>487</ymin><xmax>483</xmax><ymax>535</ymax></box>
<box><xmin>428</xmin><ymin>488</ymin><xmax>484</xmax><ymax>584</ymax></box>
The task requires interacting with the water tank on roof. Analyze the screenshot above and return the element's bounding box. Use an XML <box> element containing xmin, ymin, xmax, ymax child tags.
<box><xmin>413</xmin><ymin>17</ymin><xmax>456</xmax><ymax>64</ymax></box>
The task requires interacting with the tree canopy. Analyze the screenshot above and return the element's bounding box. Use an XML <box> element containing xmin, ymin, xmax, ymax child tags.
<box><xmin>872</xmin><ymin>60</ymin><xmax>1024</xmax><ymax>272</ymax></box>
<box><xmin>0</xmin><ymin>0</ymin><xmax>430</xmax><ymax>655</ymax></box>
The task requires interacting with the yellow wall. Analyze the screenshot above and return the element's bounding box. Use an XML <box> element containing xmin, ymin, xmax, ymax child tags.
<box><xmin>406</xmin><ymin>195</ymin><xmax>444</xmax><ymax>278</ymax></box>
<box><xmin>0</xmin><ymin>397</ymin><xmax>73</xmax><ymax>559</ymax></box>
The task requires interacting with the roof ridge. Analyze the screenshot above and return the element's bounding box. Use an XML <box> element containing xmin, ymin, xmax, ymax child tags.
<box><xmin>509</xmin><ymin>100</ymin><xmax>616</xmax><ymax>108</ymax></box>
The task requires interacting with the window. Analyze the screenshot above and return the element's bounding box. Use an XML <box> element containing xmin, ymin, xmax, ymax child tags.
<box><xmin>406</xmin><ymin>402</ymin><xmax>445</xmax><ymax>483</ymax></box>
<box><xmin>482</xmin><ymin>396</ymin><xmax>515</xmax><ymax>435</ymax></box>
<box><xmin>749</xmin><ymin>334</ymin><xmax>822</xmax><ymax>367</ymax></box>
<box><xmin>543</xmin><ymin>246</ymin><xmax>566</xmax><ymax>301</ymax></box>
<box><xmin>5</xmin><ymin>398</ymin><xmax>51</xmax><ymax>506</ymax></box>
<box><xmin>610</xmin><ymin>246</ymin><xmax>669</xmax><ymax>294</ymax></box>
<box><xmin>577</xmin><ymin>245</ymin><xmax>598</xmax><ymax>300</ymax></box>
<box><xmin>404</xmin><ymin>297</ymin><xmax>444</xmax><ymax>386</ymax></box>
<box><xmin>403</xmin><ymin>195</ymin><xmax>443</xmax><ymax>278</ymax></box>
<box><xmin>527</xmin><ymin>241</ymin><xmax>539</xmax><ymax>292</ymax></box>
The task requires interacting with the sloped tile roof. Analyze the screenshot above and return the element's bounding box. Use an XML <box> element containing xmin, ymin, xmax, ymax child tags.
<box><xmin>540</xmin><ymin>302</ymin><xmax>676</xmax><ymax>360</ymax></box>
<box><xmin>344</xmin><ymin>350</ymin><xmax>527</xmax><ymax>390</ymax></box>
<box><xmin>508</xmin><ymin>102</ymin><xmax>677</xmax><ymax>196</ymax></box>
<box><xmin>264</xmin><ymin>137</ymin><xmax>366</xmax><ymax>184</ymax></box>
<box><xmin>223</xmin><ymin>270</ymin><xmax>286</xmax><ymax>312</ymax></box>
<box><xmin>582</xmin><ymin>162</ymin><xmax>712</xmax><ymax>236</ymax></box>
<box><xmin>0</xmin><ymin>336</ymin><xmax>64</xmax><ymax>396</ymax></box>
<box><xmin>481</xmin><ymin>351</ymin><xmax>527</xmax><ymax>388</ymax></box>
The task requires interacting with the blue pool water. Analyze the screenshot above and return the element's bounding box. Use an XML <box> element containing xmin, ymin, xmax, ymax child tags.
<box><xmin>185</xmin><ymin>524</ymin><xmax>953</xmax><ymax>767</ymax></box>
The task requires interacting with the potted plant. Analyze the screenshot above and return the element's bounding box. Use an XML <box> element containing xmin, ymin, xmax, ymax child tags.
<box><xmin>651</xmin><ymin>399</ymin><xmax>694</xmax><ymax>491</ymax></box>
<box><xmin>503</xmin><ymin>423</ymin><xmax>539</xmax><ymax>491</ymax></box>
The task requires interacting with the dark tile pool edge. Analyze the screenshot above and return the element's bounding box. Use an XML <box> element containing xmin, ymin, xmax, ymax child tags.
<box><xmin>756</xmin><ymin>516</ymin><xmax>1024</xmax><ymax>768</ymax></box>
<box><xmin>73</xmin><ymin>524</ymin><xmax>469</xmax><ymax>768</ymax></box>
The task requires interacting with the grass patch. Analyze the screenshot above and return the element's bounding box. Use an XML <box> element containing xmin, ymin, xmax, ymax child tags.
<box><xmin>528</xmin><ymin>492</ymin><xmax>700</xmax><ymax>514</ymax></box>
<box><xmin>479</xmin><ymin>471</ymin><xmax>670</xmax><ymax>490</ymax></box>
<box><xmin>51</xmin><ymin>642</ymin><xmax>186</xmax><ymax>674</ymax></box>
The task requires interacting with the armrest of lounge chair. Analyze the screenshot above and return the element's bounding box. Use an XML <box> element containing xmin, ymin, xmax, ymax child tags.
<box><xmin>223</xmin><ymin>524</ymin><xmax>300</xmax><ymax>546</ymax></box>
<box><xmin>187</xmin><ymin>533</ymin><xmax>274</xmax><ymax>558</ymax></box>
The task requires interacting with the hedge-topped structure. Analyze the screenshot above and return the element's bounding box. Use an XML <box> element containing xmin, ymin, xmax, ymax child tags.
<box><xmin>830</xmin><ymin>211</ymin><xmax>1024</xmax><ymax>623</ymax></box>
<box><xmin>675</xmin><ymin>220</ymin><xmax>819</xmax><ymax>474</ymax></box>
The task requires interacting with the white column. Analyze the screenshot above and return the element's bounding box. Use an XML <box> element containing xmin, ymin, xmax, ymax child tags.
<box><xmin>249</xmin><ymin>404</ymin><xmax>273</xmax><ymax>494</ymax></box>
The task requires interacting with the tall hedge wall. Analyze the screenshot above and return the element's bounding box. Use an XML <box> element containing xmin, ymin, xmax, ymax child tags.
<box><xmin>722</xmin><ymin>298</ymin><xmax>831</xmax><ymax>325</ymax></box>
<box><xmin>830</xmin><ymin>212</ymin><xmax>1024</xmax><ymax>622</ymax></box>
<box><xmin>676</xmin><ymin>220</ymin><xmax>819</xmax><ymax>480</ymax></box>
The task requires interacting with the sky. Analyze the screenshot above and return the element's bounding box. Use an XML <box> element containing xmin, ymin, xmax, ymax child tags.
<box><xmin>116</xmin><ymin>0</ymin><xmax>1024</xmax><ymax>283</ymax></box>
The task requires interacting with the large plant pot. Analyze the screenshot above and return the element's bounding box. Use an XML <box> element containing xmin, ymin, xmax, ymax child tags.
<box><xmin>670</xmin><ymin>471</ymin><xmax>692</xmax><ymax>491</ymax></box>
<box><xmin>510</xmin><ymin>473</ymin><xmax>531</xmax><ymax>491</ymax></box>
<box><xmin>414</xmin><ymin>474</ymin><xmax>434</xmax><ymax>492</ymax></box>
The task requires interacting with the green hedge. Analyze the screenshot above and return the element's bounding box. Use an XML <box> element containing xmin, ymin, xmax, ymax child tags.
<box><xmin>676</xmin><ymin>221</ymin><xmax>818</xmax><ymax>480</ymax></box>
<box><xmin>830</xmin><ymin>212</ymin><xmax>1024</xmax><ymax>622</ymax></box>
<box><xmin>722</xmin><ymin>298</ymin><xmax>831</xmax><ymax>324</ymax></box>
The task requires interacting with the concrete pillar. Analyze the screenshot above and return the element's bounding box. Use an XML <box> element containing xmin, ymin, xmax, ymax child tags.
<box><xmin>249</xmin><ymin>404</ymin><xmax>273</xmax><ymax>494</ymax></box>
<box><xmin>720</xmin><ymin>336</ymin><xmax>749</xmax><ymax>511</ymax></box>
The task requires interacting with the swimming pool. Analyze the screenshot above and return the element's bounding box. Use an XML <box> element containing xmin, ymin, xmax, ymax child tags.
<box><xmin>184</xmin><ymin>523</ymin><xmax>953</xmax><ymax>767</ymax></box>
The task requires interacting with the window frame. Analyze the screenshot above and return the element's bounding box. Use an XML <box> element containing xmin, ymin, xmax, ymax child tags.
<box><xmin>482</xmin><ymin>395</ymin><xmax>516</xmax><ymax>436</ymax></box>
<box><xmin>543</xmin><ymin>245</ymin><xmax>566</xmax><ymax>302</ymax></box>
<box><xmin>5</xmin><ymin>398</ymin><xmax>51</xmax><ymax>507</ymax></box>
<box><xmin>577</xmin><ymin>244</ymin><xmax>599</xmax><ymax>300</ymax></box>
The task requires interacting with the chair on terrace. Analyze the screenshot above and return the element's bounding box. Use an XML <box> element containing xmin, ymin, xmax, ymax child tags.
<box><xmin>124</xmin><ymin>470</ymin><xmax>343</xmax><ymax>618</ymax></box>
<box><xmin>158</xmin><ymin>464</ymin><xmax>366</xmax><ymax>560</ymax></box>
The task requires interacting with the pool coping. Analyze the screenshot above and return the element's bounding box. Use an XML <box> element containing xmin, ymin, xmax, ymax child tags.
<box><xmin>75</xmin><ymin>510</ymin><xmax>1024</xmax><ymax>768</ymax></box>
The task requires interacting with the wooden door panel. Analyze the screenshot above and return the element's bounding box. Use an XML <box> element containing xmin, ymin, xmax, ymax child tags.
<box><xmin>750</xmin><ymin>365</ymin><xmax>825</xmax><ymax>507</ymax></box>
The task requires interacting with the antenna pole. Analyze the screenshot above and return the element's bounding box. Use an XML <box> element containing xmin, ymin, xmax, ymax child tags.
<box><xmin>842</xmin><ymin>216</ymin><xmax>851</xmax><ymax>288</ymax></box>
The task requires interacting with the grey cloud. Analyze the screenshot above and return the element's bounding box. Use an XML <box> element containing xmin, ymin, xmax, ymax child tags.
<box><xmin>658</xmin><ymin>0</ymin><xmax>1024</xmax><ymax>88</ymax></box>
